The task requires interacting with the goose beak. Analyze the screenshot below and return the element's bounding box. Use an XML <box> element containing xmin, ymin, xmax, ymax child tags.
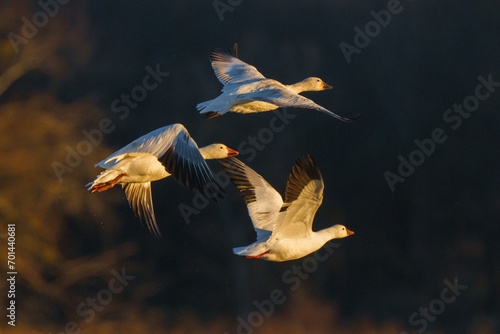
<box><xmin>323</xmin><ymin>82</ymin><xmax>333</xmax><ymax>90</ymax></box>
<box><xmin>346</xmin><ymin>229</ymin><xmax>354</xmax><ymax>236</ymax></box>
<box><xmin>226</xmin><ymin>147</ymin><xmax>239</xmax><ymax>157</ymax></box>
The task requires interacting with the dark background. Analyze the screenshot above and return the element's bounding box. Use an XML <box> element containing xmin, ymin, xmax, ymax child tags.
<box><xmin>0</xmin><ymin>0</ymin><xmax>499</xmax><ymax>333</ymax></box>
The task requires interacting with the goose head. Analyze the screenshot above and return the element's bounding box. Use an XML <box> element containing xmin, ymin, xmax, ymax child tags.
<box><xmin>328</xmin><ymin>224</ymin><xmax>354</xmax><ymax>239</ymax></box>
<box><xmin>290</xmin><ymin>77</ymin><xmax>333</xmax><ymax>93</ymax></box>
<box><xmin>306</xmin><ymin>77</ymin><xmax>333</xmax><ymax>90</ymax></box>
<box><xmin>200</xmin><ymin>144</ymin><xmax>239</xmax><ymax>160</ymax></box>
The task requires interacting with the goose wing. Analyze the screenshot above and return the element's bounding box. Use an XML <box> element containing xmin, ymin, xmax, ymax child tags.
<box><xmin>123</xmin><ymin>182</ymin><xmax>161</xmax><ymax>237</ymax></box>
<box><xmin>210</xmin><ymin>45</ymin><xmax>266</xmax><ymax>85</ymax></box>
<box><xmin>97</xmin><ymin>123</ymin><xmax>222</xmax><ymax>197</ymax></box>
<box><xmin>220</xmin><ymin>157</ymin><xmax>283</xmax><ymax>242</ymax></box>
<box><xmin>271</xmin><ymin>155</ymin><xmax>324</xmax><ymax>240</ymax></box>
<box><xmin>239</xmin><ymin>88</ymin><xmax>359</xmax><ymax>122</ymax></box>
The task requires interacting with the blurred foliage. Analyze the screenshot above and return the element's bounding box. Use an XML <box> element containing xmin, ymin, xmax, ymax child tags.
<box><xmin>0</xmin><ymin>93</ymin><xmax>138</xmax><ymax>323</ymax></box>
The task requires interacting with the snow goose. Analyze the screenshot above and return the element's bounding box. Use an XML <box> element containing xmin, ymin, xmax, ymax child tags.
<box><xmin>220</xmin><ymin>154</ymin><xmax>354</xmax><ymax>262</ymax></box>
<box><xmin>197</xmin><ymin>44</ymin><xmax>359</xmax><ymax>122</ymax></box>
<box><xmin>87</xmin><ymin>123</ymin><xmax>238</xmax><ymax>237</ymax></box>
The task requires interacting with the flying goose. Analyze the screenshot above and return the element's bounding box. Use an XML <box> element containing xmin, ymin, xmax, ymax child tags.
<box><xmin>197</xmin><ymin>44</ymin><xmax>359</xmax><ymax>122</ymax></box>
<box><xmin>220</xmin><ymin>155</ymin><xmax>354</xmax><ymax>261</ymax></box>
<box><xmin>87</xmin><ymin>123</ymin><xmax>238</xmax><ymax>236</ymax></box>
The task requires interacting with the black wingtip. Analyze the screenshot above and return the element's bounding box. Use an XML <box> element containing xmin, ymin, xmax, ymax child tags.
<box><xmin>343</xmin><ymin>113</ymin><xmax>362</xmax><ymax>122</ymax></box>
<box><xmin>283</xmin><ymin>154</ymin><xmax>323</xmax><ymax>204</ymax></box>
<box><xmin>133</xmin><ymin>208</ymin><xmax>163</xmax><ymax>238</ymax></box>
<box><xmin>294</xmin><ymin>154</ymin><xmax>322</xmax><ymax>181</ymax></box>
<box><xmin>296</xmin><ymin>153</ymin><xmax>314</xmax><ymax>163</ymax></box>
<box><xmin>135</xmin><ymin>209</ymin><xmax>163</xmax><ymax>238</ymax></box>
<box><xmin>150</xmin><ymin>227</ymin><xmax>163</xmax><ymax>238</ymax></box>
<box><xmin>202</xmin><ymin>181</ymin><xmax>225</xmax><ymax>203</ymax></box>
<box><xmin>219</xmin><ymin>157</ymin><xmax>258</xmax><ymax>205</ymax></box>
<box><xmin>209</xmin><ymin>43</ymin><xmax>238</xmax><ymax>62</ymax></box>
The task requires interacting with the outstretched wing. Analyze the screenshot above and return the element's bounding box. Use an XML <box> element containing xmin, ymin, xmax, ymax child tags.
<box><xmin>96</xmin><ymin>124</ymin><xmax>188</xmax><ymax>166</ymax></box>
<box><xmin>210</xmin><ymin>44</ymin><xmax>266</xmax><ymax>85</ymax></box>
<box><xmin>271</xmin><ymin>155</ymin><xmax>324</xmax><ymax>240</ymax></box>
<box><xmin>220</xmin><ymin>157</ymin><xmax>283</xmax><ymax>242</ymax></box>
<box><xmin>97</xmin><ymin>123</ymin><xmax>222</xmax><ymax>199</ymax></box>
<box><xmin>123</xmin><ymin>182</ymin><xmax>161</xmax><ymax>237</ymax></box>
<box><xmin>240</xmin><ymin>88</ymin><xmax>359</xmax><ymax>122</ymax></box>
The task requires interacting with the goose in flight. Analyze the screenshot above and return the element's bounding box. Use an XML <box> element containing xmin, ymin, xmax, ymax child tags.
<box><xmin>87</xmin><ymin>123</ymin><xmax>238</xmax><ymax>237</ymax></box>
<box><xmin>220</xmin><ymin>154</ymin><xmax>354</xmax><ymax>262</ymax></box>
<box><xmin>197</xmin><ymin>44</ymin><xmax>359</xmax><ymax>122</ymax></box>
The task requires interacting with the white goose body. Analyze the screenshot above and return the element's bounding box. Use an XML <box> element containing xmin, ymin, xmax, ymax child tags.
<box><xmin>87</xmin><ymin>123</ymin><xmax>238</xmax><ymax>237</ymax></box>
<box><xmin>197</xmin><ymin>44</ymin><xmax>358</xmax><ymax>122</ymax></box>
<box><xmin>220</xmin><ymin>155</ymin><xmax>354</xmax><ymax>262</ymax></box>
<box><xmin>262</xmin><ymin>229</ymin><xmax>339</xmax><ymax>262</ymax></box>
<box><xmin>93</xmin><ymin>153</ymin><xmax>169</xmax><ymax>184</ymax></box>
<box><xmin>221</xmin><ymin>79</ymin><xmax>317</xmax><ymax>114</ymax></box>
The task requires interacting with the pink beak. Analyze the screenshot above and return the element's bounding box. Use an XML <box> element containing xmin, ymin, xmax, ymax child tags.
<box><xmin>227</xmin><ymin>147</ymin><xmax>239</xmax><ymax>157</ymax></box>
<box><xmin>346</xmin><ymin>229</ymin><xmax>354</xmax><ymax>236</ymax></box>
<box><xmin>323</xmin><ymin>82</ymin><xmax>333</xmax><ymax>90</ymax></box>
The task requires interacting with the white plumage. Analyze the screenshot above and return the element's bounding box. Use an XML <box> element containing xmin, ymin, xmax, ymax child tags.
<box><xmin>220</xmin><ymin>155</ymin><xmax>354</xmax><ymax>262</ymax></box>
<box><xmin>197</xmin><ymin>44</ymin><xmax>359</xmax><ymax>122</ymax></box>
<box><xmin>87</xmin><ymin>123</ymin><xmax>238</xmax><ymax>237</ymax></box>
